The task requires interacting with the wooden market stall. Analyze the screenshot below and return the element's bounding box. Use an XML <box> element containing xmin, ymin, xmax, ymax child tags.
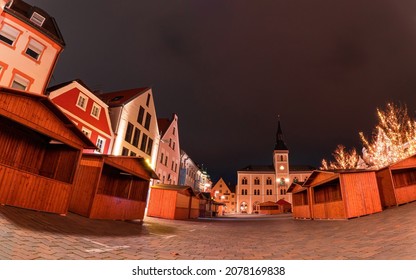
<box><xmin>147</xmin><ymin>184</ymin><xmax>199</xmax><ymax>219</ymax></box>
<box><xmin>0</xmin><ymin>88</ymin><xmax>96</xmax><ymax>214</ymax></box>
<box><xmin>288</xmin><ymin>182</ymin><xmax>311</xmax><ymax>219</ymax></box>
<box><xmin>277</xmin><ymin>199</ymin><xmax>292</xmax><ymax>213</ymax></box>
<box><xmin>304</xmin><ymin>170</ymin><xmax>382</xmax><ymax>219</ymax></box>
<box><xmin>69</xmin><ymin>154</ymin><xmax>158</xmax><ymax>220</ymax></box>
<box><xmin>258</xmin><ymin>201</ymin><xmax>281</xmax><ymax>215</ymax></box>
<box><xmin>376</xmin><ymin>154</ymin><xmax>416</xmax><ymax>207</ymax></box>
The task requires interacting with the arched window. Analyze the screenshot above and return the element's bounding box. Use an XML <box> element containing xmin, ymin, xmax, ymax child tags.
<box><xmin>242</xmin><ymin>177</ymin><xmax>248</xmax><ymax>185</ymax></box>
<box><xmin>266</xmin><ymin>177</ymin><xmax>272</xmax><ymax>185</ymax></box>
<box><xmin>241</xmin><ymin>189</ymin><xmax>248</xmax><ymax>195</ymax></box>
<box><xmin>254</xmin><ymin>189</ymin><xmax>260</xmax><ymax>195</ymax></box>
<box><xmin>254</xmin><ymin>177</ymin><xmax>260</xmax><ymax>185</ymax></box>
<box><xmin>240</xmin><ymin>202</ymin><xmax>248</xmax><ymax>213</ymax></box>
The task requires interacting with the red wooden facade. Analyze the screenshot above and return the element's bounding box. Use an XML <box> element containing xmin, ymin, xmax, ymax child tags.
<box><xmin>48</xmin><ymin>80</ymin><xmax>114</xmax><ymax>154</ymax></box>
<box><xmin>70</xmin><ymin>154</ymin><xmax>157</xmax><ymax>220</ymax></box>
<box><xmin>147</xmin><ymin>184</ymin><xmax>199</xmax><ymax>220</ymax></box>
<box><xmin>303</xmin><ymin>170</ymin><xmax>382</xmax><ymax>220</ymax></box>
<box><xmin>376</xmin><ymin>154</ymin><xmax>416</xmax><ymax>207</ymax></box>
<box><xmin>0</xmin><ymin>88</ymin><xmax>95</xmax><ymax>214</ymax></box>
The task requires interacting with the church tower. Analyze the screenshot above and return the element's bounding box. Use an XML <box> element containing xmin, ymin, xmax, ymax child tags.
<box><xmin>273</xmin><ymin>118</ymin><xmax>290</xmax><ymax>202</ymax></box>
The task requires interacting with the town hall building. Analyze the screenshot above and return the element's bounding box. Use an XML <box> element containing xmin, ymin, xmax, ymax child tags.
<box><xmin>236</xmin><ymin>119</ymin><xmax>314</xmax><ymax>214</ymax></box>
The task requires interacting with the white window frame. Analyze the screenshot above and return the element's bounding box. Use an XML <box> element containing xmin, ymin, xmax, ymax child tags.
<box><xmin>90</xmin><ymin>102</ymin><xmax>101</xmax><ymax>119</ymax></box>
<box><xmin>95</xmin><ymin>136</ymin><xmax>106</xmax><ymax>153</ymax></box>
<box><xmin>76</xmin><ymin>92</ymin><xmax>88</xmax><ymax>111</ymax></box>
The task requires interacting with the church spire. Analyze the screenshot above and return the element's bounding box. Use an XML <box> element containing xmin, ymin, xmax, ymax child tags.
<box><xmin>274</xmin><ymin>116</ymin><xmax>288</xmax><ymax>151</ymax></box>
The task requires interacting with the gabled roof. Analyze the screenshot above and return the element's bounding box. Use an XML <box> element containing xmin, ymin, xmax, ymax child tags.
<box><xmin>4</xmin><ymin>0</ymin><xmax>65</xmax><ymax>46</ymax></box>
<box><xmin>157</xmin><ymin>118</ymin><xmax>172</xmax><ymax>138</ymax></box>
<box><xmin>98</xmin><ymin>87</ymin><xmax>150</xmax><ymax>107</ymax></box>
<box><xmin>46</xmin><ymin>79</ymin><xmax>94</xmax><ymax>94</ymax></box>
<box><xmin>0</xmin><ymin>87</ymin><xmax>96</xmax><ymax>149</ymax></box>
<box><xmin>276</xmin><ymin>199</ymin><xmax>291</xmax><ymax>206</ymax></box>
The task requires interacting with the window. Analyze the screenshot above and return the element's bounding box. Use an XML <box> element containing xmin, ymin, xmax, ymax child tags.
<box><xmin>172</xmin><ymin>141</ymin><xmax>176</xmax><ymax>151</ymax></box>
<box><xmin>81</xmin><ymin>127</ymin><xmax>91</xmax><ymax>138</ymax></box>
<box><xmin>241</xmin><ymin>189</ymin><xmax>248</xmax><ymax>195</ymax></box>
<box><xmin>146</xmin><ymin>93</ymin><xmax>151</xmax><ymax>107</ymax></box>
<box><xmin>132</xmin><ymin>127</ymin><xmax>140</xmax><ymax>147</ymax></box>
<box><xmin>90</xmin><ymin>103</ymin><xmax>101</xmax><ymax>119</ymax></box>
<box><xmin>96</xmin><ymin>136</ymin><xmax>105</xmax><ymax>153</ymax></box>
<box><xmin>130</xmin><ymin>151</ymin><xmax>136</xmax><ymax>156</ymax></box>
<box><xmin>173</xmin><ymin>127</ymin><xmax>176</xmax><ymax>135</ymax></box>
<box><xmin>254</xmin><ymin>189</ymin><xmax>260</xmax><ymax>195</ymax></box>
<box><xmin>125</xmin><ymin>122</ymin><xmax>134</xmax><ymax>143</ymax></box>
<box><xmin>266</xmin><ymin>177</ymin><xmax>272</xmax><ymax>185</ymax></box>
<box><xmin>254</xmin><ymin>177</ymin><xmax>260</xmax><ymax>185</ymax></box>
<box><xmin>30</xmin><ymin>12</ymin><xmax>46</xmax><ymax>27</ymax></box>
<box><xmin>140</xmin><ymin>133</ymin><xmax>148</xmax><ymax>152</ymax></box>
<box><xmin>25</xmin><ymin>38</ymin><xmax>45</xmax><ymax>61</ymax></box>
<box><xmin>122</xmin><ymin>147</ymin><xmax>129</xmax><ymax>156</ymax></box>
<box><xmin>137</xmin><ymin>106</ymin><xmax>145</xmax><ymax>124</ymax></box>
<box><xmin>144</xmin><ymin>113</ymin><xmax>151</xmax><ymax>130</ymax></box>
<box><xmin>11</xmin><ymin>73</ymin><xmax>31</xmax><ymax>90</ymax></box>
<box><xmin>242</xmin><ymin>177</ymin><xmax>248</xmax><ymax>185</ymax></box>
<box><xmin>146</xmin><ymin>138</ymin><xmax>153</xmax><ymax>155</ymax></box>
<box><xmin>0</xmin><ymin>23</ymin><xmax>20</xmax><ymax>46</ymax></box>
<box><xmin>266</xmin><ymin>189</ymin><xmax>273</xmax><ymax>195</ymax></box>
<box><xmin>76</xmin><ymin>92</ymin><xmax>88</xmax><ymax>110</ymax></box>
<box><xmin>160</xmin><ymin>153</ymin><xmax>164</xmax><ymax>163</ymax></box>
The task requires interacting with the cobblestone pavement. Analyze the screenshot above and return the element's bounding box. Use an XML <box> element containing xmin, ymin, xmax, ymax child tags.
<box><xmin>1</xmin><ymin>202</ymin><xmax>416</xmax><ymax>260</ymax></box>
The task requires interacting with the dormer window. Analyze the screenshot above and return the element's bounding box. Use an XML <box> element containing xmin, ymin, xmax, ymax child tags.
<box><xmin>30</xmin><ymin>12</ymin><xmax>46</xmax><ymax>27</ymax></box>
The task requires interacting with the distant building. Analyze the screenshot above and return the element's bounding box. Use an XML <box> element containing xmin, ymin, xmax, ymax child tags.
<box><xmin>236</xmin><ymin>119</ymin><xmax>314</xmax><ymax>214</ymax></box>
<box><xmin>211</xmin><ymin>177</ymin><xmax>236</xmax><ymax>214</ymax></box>
<box><xmin>98</xmin><ymin>87</ymin><xmax>158</xmax><ymax>164</ymax></box>
<box><xmin>0</xmin><ymin>0</ymin><xmax>65</xmax><ymax>94</ymax></box>
<box><xmin>179</xmin><ymin>149</ymin><xmax>212</xmax><ymax>191</ymax></box>
<box><xmin>48</xmin><ymin>80</ymin><xmax>114</xmax><ymax>154</ymax></box>
<box><xmin>155</xmin><ymin>113</ymin><xmax>181</xmax><ymax>185</ymax></box>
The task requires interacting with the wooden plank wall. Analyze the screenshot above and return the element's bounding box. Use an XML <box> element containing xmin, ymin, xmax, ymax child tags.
<box><xmin>292</xmin><ymin>205</ymin><xmax>311</xmax><ymax>219</ymax></box>
<box><xmin>376</xmin><ymin>168</ymin><xmax>397</xmax><ymax>207</ymax></box>
<box><xmin>89</xmin><ymin>194</ymin><xmax>146</xmax><ymax>220</ymax></box>
<box><xmin>147</xmin><ymin>189</ymin><xmax>177</xmax><ymax>219</ymax></box>
<box><xmin>0</xmin><ymin>165</ymin><xmax>71</xmax><ymax>214</ymax></box>
<box><xmin>395</xmin><ymin>185</ymin><xmax>416</xmax><ymax>205</ymax></box>
<box><xmin>341</xmin><ymin>172</ymin><xmax>382</xmax><ymax>218</ymax></box>
<box><xmin>312</xmin><ymin>201</ymin><xmax>345</xmax><ymax>219</ymax></box>
<box><xmin>70</xmin><ymin>157</ymin><xmax>103</xmax><ymax>217</ymax></box>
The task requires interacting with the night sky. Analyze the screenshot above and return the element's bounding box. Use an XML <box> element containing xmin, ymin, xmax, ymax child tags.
<box><xmin>27</xmin><ymin>0</ymin><xmax>416</xmax><ymax>184</ymax></box>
